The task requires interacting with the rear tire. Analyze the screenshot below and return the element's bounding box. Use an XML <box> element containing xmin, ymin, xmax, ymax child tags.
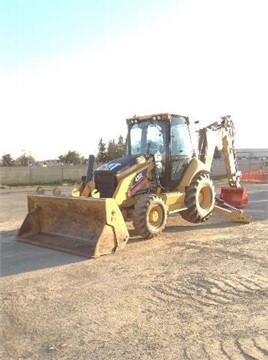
<box><xmin>133</xmin><ymin>194</ymin><xmax>167</xmax><ymax>239</ymax></box>
<box><xmin>180</xmin><ymin>173</ymin><xmax>215</xmax><ymax>223</ymax></box>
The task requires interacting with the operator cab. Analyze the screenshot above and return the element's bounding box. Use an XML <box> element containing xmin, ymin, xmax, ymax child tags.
<box><xmin>126</xmin><ymin>113</ymin><xmax>195</xmax><ymax>190</ymax></box>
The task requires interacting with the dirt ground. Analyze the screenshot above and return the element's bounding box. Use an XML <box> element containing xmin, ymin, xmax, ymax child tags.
<box><xmin>0</xmin><ymin>183</ymin><xmax>268</xmax><ymax>360</ymax></box>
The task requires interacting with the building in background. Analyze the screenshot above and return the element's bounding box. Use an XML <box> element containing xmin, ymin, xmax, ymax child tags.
<box><xmin>236</xmin><ymin>149</ymin><xmax>268</xmax><ymax>159</ymax></box>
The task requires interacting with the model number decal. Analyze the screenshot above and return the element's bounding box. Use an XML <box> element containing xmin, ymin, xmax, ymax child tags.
<box><xmin>129</xmin><ymin>169</ymin><xmax>148</xmax><ymax>197</ymax></box>
<box><xmin>135</xmin><ymin>172</ymin><xmax>144</xmax><ymax>183</ymax></box>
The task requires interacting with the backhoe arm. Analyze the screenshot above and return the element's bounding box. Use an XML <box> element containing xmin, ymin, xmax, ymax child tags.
<box><xmin>198</xmin><ymin>115</ymin><xmax>241</xmax><ymax>187</ymax></box>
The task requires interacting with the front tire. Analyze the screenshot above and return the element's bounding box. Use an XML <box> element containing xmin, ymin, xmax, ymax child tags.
<box><xmin>133</xmin><ymin>194</ymin><xmax>167</xmax><ymax>239</ymax></box>
<box><xmin>180</xmin><ymin>173</ymin><xmax>215</xmax><ymax>223</ymax></box>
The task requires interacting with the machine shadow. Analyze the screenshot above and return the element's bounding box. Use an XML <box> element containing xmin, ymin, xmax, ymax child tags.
<box><xmin>0</xmin><ymin>230</ymin><xmax>87</xmax><ymax>277</ymax></box>
<box><xmin>128</xmin><ymin>219</ymin><xmax>245</xmax><ymax>244</ymax></box>
<box><xmin>1</xmin><ymin>213</ymin><xmax>253</xmax><ymax>277</ymax></box>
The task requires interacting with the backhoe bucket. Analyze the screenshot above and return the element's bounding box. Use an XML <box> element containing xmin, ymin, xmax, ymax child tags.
<box><xmin>17</xmin><ymin>195</ymin><xmax>129</xmax><ymax>258</ymax></box>
<box><xmin>220</xmin><ymin>187</ymin><xmax>248</xmax><ymax>209</ymax></box>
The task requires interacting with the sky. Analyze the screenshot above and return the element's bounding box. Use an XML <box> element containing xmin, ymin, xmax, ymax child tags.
<box><xmin>1</xmin><ymin>0</ymin><xmax>267</xmax><ymax>161</ymax></box>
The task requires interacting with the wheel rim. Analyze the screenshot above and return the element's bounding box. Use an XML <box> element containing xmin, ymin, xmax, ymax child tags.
<box><xmin>133</xmin><ymin>195</ymin><xmax>167</xmax><ymax>238</ymax></box>
<box><xmin>181</xmin><ymin>174</ymin><xmax>215</xmax><ymax>223</ymax></box>
<box><xmin>148</xmin><ymin>204</ymin><xmax>165</xmax><ymax>230</ymax></box>
<box><xmin>198</xmin><ymin>185</ymin><xmax>213</xmax><ymax>210</ymax></box>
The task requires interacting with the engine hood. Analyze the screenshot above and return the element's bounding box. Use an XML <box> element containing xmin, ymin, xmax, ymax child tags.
<box><xmin>95</xmin><ymin>154</ymin><xmax>147</xmax><ymax>175</ymax></box>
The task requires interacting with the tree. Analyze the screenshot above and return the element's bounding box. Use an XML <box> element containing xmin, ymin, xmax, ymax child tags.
<box><xmin>96</xmin><ymin>138</ymin><xmax>108</xmax><ymax>164</ymax></box>
<box><xmin>58</xmin><ymin>151</ymin><xmax>85</xmax><ymax>165</ymax></box>
<box><xmin>16</xmin><ymin>152</ymin><xmax>35</xmax><ymax>166</ymax></box>
<box><xmin>117</xmin><ymin>135</ymin><xmax>126</xmax><ymax>158</ymax></box>
<box><xmin>107</xmin><ymin>140</ymin><xmax>117</xmax><ymax>162</ymax></box>
<box><xmin>1</xmin><ymin>154</ymin><xmax>16</xmax><ymax>166</ymax></box>
<box><xmin>96</xmin><ymin>135</ymin><xmax>126</xmax><ymax>164</ymax></box>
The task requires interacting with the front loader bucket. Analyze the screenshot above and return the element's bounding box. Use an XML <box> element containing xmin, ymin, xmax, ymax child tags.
<box><xmin>220</xmin><ymin>186</ymin><xmax>248</xmax><ymax>209</ymax></box>
<box><xmin>17</xmin><ymin>195</ymin><xmax>129</xmax><ymax>258</ymax></box>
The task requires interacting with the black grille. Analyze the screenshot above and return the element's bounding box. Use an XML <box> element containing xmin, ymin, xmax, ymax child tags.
<box><xmin>94</xmin><ymin>172</ymin><xmax>117</xmax><ymax>198</ymax></box>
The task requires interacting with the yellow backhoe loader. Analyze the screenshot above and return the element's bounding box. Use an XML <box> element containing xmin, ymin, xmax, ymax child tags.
<box><xmin>17</xmin><ymin>113</ymin><xmax>251</xmax><ymax>258</ymax></box>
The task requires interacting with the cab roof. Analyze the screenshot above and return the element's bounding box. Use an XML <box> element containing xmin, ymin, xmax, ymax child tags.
<box><xmin>126</xmin><ymin>113</ymin><xmax>188</xmax><ymax>124</ymax></box>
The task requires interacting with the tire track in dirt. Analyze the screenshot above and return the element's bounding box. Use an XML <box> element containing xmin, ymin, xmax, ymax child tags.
<box><xmin>221</xmin><ymin>336</ymin><xmax>268</xmax><ymax>360</ymax></box>
<box><xmin>147</xmin><ymin>274</ymin><xmax>268</xmax><ymax>359</ymax></box>
<box><xmin>186</xmin><ymin>333</ymin><xmax>268</xmax><ymax>359</ymax></box>
<box><xmin>180</xmin><ymin>336</ymin><xmax>268</xmax><ymax>360</ymax></box>
<box><xmin>149</xmin><ymin>273</ymin><xmax>268</xmax><ymax>308</ymax></box>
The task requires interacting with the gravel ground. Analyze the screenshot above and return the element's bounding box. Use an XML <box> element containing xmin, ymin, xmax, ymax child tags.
<box><xmin>0</xmin><ymin>183</ymin><xmax>268</xmax><ymax>360</ymax></box>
